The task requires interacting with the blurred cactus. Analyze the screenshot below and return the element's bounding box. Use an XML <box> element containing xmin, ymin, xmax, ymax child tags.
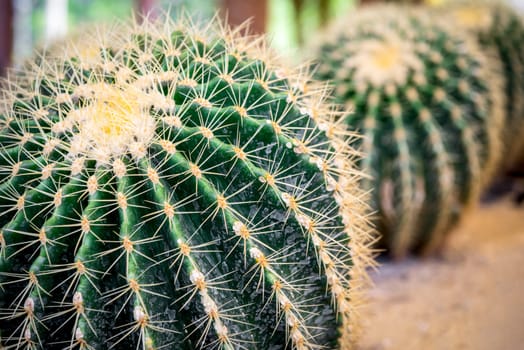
<box><xmin>311</xmin><ymin>6</ymin><xmax>504</xmax><ymax>257</ymax></box>
<box><xmin>0</xmin><ymin>15</ymin><xmax>372</xmax><ymax>349</ymax></box>
<box><xmin>442</xmin><ymin>0</ymin><xmax>524</xmax><ymax>170</ymax></box>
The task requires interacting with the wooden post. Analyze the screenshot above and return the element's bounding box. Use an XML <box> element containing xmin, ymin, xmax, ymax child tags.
<box><xmin>221</xmin><ymin>0</ymin><xmax>268</xmax><ymax>35</ymax></box>
<box><xmin>0</xmin><ymin>0</ymin><xmax>14</xmax><ymax>76</ymax></box>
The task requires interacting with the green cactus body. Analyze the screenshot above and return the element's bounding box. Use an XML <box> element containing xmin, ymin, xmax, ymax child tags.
<box><xmin>444</xmin><ymin>0</ymin><xmax>524</xmax><ymax>169</ymax></box>
<box><xmin>0</xmin><ymin>18</ymin><xmax>371</xmax><ymax>349</ymax></box>
<box><xmin>312</xmin><ymin>7</ymin><xmax>504</xmax><ymax>257</ymax></box>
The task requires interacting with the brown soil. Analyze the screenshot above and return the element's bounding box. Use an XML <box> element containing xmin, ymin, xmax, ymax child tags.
<box><xmin>358</xmin><ymin>198</ymin><xmax>524</xmax><ymax>350</ymax></box>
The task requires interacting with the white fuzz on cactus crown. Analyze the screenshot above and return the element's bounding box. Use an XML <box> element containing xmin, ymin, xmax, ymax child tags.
<box><xmin>343</xmin><ymin>34</ymin><xmax>423</xmax><ymax>87</ymax></box>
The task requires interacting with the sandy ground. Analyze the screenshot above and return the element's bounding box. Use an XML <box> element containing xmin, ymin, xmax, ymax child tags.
<box><xmin>358</xmin><ymin>198</ymin><xmax>524</xmax><ymax>350</ymax></box>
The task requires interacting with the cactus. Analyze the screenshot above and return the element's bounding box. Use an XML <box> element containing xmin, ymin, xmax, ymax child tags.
<box><xmin>0</xmin><ymin>17</ymin><xmax>372</xmax><ymax>349</ymax></box>
<box><xmin>311</xmin><ymin>6</ymin><xmax>504</xmax><ymax>257</ymax></box>
<box><xmin>442</xmin><ymin>0</ymin><xmax>524</xmax><ymax>169</ymax></box>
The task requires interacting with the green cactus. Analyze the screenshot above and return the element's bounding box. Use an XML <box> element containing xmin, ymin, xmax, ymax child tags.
<box><xmin>442</xmin><ymin>0</ymin><xmax>524</xmax><ymax>169</ymax></box>
<box><xmin>0</xmin><ymin>17</ymin><xmax>372</xmax><ymax>349</ymax></box>
<box><xmin>311</xmin><ymin>6</ymin><xmax>504</xmax><ymax>258</ymax></box>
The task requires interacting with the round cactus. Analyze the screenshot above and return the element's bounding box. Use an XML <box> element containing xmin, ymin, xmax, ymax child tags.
<box><xmin>0</xmin><ymin>17</ymin><xmax>372</xmax><ymax>349</ymax></box>
<box><xmin>442</xmin><ymin>0</ymin><xmax>524</xmax><ymax>169</ymax></box>
<box><xmin>311</xmin><ymin>6</ymin><xmax>504</xmax><ymax>258</ymax></box>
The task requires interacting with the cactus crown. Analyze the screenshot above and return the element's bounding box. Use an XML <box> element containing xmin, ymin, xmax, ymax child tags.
<box><xmin>0</xmin><ymin>15</ymin><xmax>372</xmax><ymax>349</ymax></box>
<box><xmin>338</xmin><ymin>29</ymin><xmax>423</xmax><ymax>88</ymax></box>
<box><xmin>312</xmin><ymin>6</ymin><xmax>503</xmax><ymax>257</ymax></box>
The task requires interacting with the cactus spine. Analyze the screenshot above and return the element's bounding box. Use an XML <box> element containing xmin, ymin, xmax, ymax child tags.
<box><xmin>312</xmin><ymin>6</ymin><xmax>504</xmax><ymax>257</ymax></box>
<box><xmin>0</xmin><ymin>17</ymin><xmax>372</xmax><ymax>349</ymax></box>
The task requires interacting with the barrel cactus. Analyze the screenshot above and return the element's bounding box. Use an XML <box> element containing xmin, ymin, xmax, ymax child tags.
<box><xmin>0</xmin><ymin>17</ymin><xmax>372</xmax><ymax>349</ymax></box>
<box><xmin>311</xmin><ymin>6</ymin><xmax>504</xmax><ymax>257</ymax></box>
<box><xmin>443</xmin><ymin>0</ymin><xmax>524</xmax><ymax>169</ymax></box>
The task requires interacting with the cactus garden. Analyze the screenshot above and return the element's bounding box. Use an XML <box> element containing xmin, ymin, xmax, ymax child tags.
<box><xmin>1</xmin><ymin>0</ymin><xmax>524</xmax><ymax>349</ymax></box>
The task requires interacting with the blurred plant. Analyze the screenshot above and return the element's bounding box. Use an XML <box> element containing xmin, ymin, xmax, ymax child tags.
<box><xmin>292</xmin><ymin>0</ymin><xmax>329</xmax><ymax>45</ymax></box>
<box><xmin>440</xmin><ymin>0</ymin><xmax>524</xmax><ymax>172</ymax></box>
<box><xmin>28</xmin><ymin>0</ymin><xmax>217</xmax><ymax>52</ymax></box>
<box><xmin>359</xmin><ymin>0</ymin><xmax>423</xmax><ymax>4</ymax></box>
<box><xmin>290</xmin><ymin>0</ymin><xmax>354</xmax><ymax>46</ymax></box>
<box><xmin>160</xmin><ymin>0</ymin><xmax>217</xmax><ymax>19</ymax></box>
<box><xmin>290</xmin><ymin>0</ymin><xmax>424</xmax><ymax>47</ymax></box>
<box><xmin>29</xmin><ymin>0</ymin><xmax>135</xmax><ymax>47</ymax></box>
<box><xmin>311</xmin><ymin>5</ymin><xmax>505</xmax><ymax>258</ymax></box>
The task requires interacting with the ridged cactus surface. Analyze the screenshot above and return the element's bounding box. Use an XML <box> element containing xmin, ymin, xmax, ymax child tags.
<box><xmin>312</xmin><ymin>7</ymin><xmax>504</xmax><ymax>257</ymax></box>
<box><xmin>444</xmin><ymin>0</ymin><xmax>524</xmax><ymax>169</ymax></box>
<box><xmin>0</xmin><ymin>18</ymin><xmax>371</xmax><ymax>349</ymax></box>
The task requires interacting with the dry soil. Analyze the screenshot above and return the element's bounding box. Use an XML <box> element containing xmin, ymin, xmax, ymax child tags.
<box><xmin>358</xmin><ymin>198</ymin><xmax>524</xmax><ymax>350</ymax></box>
